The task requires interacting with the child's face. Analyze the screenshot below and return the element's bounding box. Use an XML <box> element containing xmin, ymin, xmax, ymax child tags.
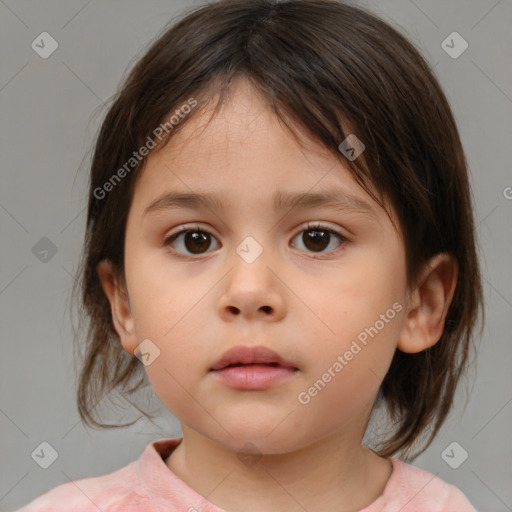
<box><xmin>114</xmin><ymin>79</ymin><xmax>410</xmax><ymax>453</ymax></box>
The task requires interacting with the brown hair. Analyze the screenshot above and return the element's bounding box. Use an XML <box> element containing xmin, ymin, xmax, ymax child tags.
<box><xmin>71</xmin><ymin>0</ymin><xmax>484</xmax><ymax>461</ymax></box>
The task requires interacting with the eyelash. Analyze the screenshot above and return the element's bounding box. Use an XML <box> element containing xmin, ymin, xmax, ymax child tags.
<box><xmin>162</xmin><ymin>222</ymin><xmax>348</xmax><ymax>258</ymax></box>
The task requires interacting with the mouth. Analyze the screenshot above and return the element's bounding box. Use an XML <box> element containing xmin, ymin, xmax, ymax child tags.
<box><xmin>209</xmin><ymin>345</ymin><xmax>298</xmax><ymax>372</ymax></box>
<box><xmin>209</xmin><ymin>345</ymin><xmax>299</xmax><ymax>390</ymax></box>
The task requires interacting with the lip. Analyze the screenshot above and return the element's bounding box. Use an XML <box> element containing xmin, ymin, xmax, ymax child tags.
<box><xmin>209</xmin><ymin>345</ymin><xmax>299</xmax><ymax>390</ymax></box>
<box><xmin>210</xmin><ymin>345</ymin><xmax>298</xmax><ymax>371</ymax></box>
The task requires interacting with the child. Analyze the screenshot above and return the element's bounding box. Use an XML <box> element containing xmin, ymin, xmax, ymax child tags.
<box><xmin>17</xmin><ymin>0</ymin><xmax>483</xmax><ymax>510</ymax></box>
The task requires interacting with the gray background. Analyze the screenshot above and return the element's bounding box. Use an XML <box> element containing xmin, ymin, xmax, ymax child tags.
<box><xmin>1</xmin><ymin>0</ymin><xmax>511</xmax><ymax>510</ymax></box>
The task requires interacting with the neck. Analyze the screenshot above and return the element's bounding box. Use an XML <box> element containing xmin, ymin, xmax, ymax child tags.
<box><xmin>165</xmin><ymin>425</ymin><xmax>392</xmax><ymax>512</ymax></box>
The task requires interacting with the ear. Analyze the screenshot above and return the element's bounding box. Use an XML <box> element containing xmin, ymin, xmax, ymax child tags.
<box><xmin>96</xmin><ymin>259</ymin><xmax>138</xmax><ymax>355</ymax></box>
<box><xmin>397</xmin><ymin>253</ymin><xmax>458</xmax><ymax>354</ymax></box>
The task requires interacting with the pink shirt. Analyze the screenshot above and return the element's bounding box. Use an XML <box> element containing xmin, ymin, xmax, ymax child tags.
<box><xmin>16</xmin><ymin>437</ymin><xmax>477</xmax><ymax>511</ymax></box>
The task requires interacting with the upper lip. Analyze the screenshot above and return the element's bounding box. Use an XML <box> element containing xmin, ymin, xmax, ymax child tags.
<box><xmin>210</xmin><ymin>345</ymin><xmax>298</xmax><ymax>371</ymax></box>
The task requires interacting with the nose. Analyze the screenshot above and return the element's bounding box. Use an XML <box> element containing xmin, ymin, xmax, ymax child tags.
<box><xmin>217</xmin><ymin>249</ymin><xmax>286</xmax><ymax>322</ymax></box>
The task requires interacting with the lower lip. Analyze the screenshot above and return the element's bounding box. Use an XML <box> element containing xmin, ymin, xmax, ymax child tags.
<box><xmin>210</xmin><ymin>365</ymin><xmax>298</xmax><ymax>390</ymax></box>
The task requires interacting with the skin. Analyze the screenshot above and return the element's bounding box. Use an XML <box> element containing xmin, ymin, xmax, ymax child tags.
<box><xmin>98</xmin><ymin>77</ymin><xmax>458</xmax><ymax>512</ymax></box>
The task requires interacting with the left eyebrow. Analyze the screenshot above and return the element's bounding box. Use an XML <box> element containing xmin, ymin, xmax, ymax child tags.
<box><xmin>143</xmin><ymin>189</ymin><xmax>377</xmax><ymax>220</ymax></box>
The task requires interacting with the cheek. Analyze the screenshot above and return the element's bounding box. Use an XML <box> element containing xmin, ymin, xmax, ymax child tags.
<box><xmin>306</xmin><ymin>253</ymin><xmax>405</xmax><ymax>383</ymax></box>
<box><xmin>319</xmin><ymin>259</ymin><xmax>403</xmax><ymax>333</ymax></box>
<box><xmin>125</xmin><ymin>258</ymin><xmax>206</xmax><ymax>386</ymax></box>
<box><xmin>295</xmin><ymin>321</ymin><xmax>400</xmax><ymax>437</ymax></box>
<box><xmin>126</xmin><ymin>246</ymin><xmax>191</xmax><ymax>336</ymax></box>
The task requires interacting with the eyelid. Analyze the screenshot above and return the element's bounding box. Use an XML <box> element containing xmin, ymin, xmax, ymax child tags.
<box><xmin>162</xmin><ymin>223</ymin><xmax>213</xmax><ymax>245</ymax></box>
<box><xmin>302</xmin><ymin>221</ymin><xmax>347</xmax><ymax>237</ymax></box>
<box><xmin>163</xmin><ymin>221</ymin><xmax>347</xmax><ymax>240</ymax></box>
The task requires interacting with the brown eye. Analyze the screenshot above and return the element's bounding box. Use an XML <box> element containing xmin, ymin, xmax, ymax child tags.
<box><xmin>164</xmin><ymin>228</ymin><xmax>220</xmax><ymax>255</ymax></box>
<box><xmin>183</xmin><ymin>231</ymin><xmax>212</xmax><ymax>254</ymax></box>
<box><xmin>291</xmin><ymin>224</ymin><xmax>345</xmax><ymax>254</ymax></box>
<box><xmin>303</xmin><ymin>229</ymin><xmax>330</xmax><ymax>252</ymax></box>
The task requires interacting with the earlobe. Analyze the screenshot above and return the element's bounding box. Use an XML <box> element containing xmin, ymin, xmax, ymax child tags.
<box><xmin>96</xmin><ymin>259</ymin><xmax>138</xmax><ymax>355</ymax></box>
<box><xmin>397</xmin><ymin>253</ymin><xmax>458</xmax><ymax>354</ymax></box>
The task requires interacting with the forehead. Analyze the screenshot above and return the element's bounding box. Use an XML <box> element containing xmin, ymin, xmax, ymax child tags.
<box><xmin>155</xmin><ymin>80</ymin><xmax>330</xmax><ymax>171</ymax></box>
<box><xmin>140</xmin><ymin>84</ymin><xmax>335</xmax><ymax>185</ymax></box>
<box><xmin>130</xmin><ymin>79</ymin><xmax>397</xmax><ymax>232</ymax></box>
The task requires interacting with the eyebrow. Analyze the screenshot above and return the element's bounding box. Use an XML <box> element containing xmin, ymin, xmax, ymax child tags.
<box><xmin>143</xmin><ymin>189</ymin><xmax>377</xmax><ymax>219</ymax></box>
